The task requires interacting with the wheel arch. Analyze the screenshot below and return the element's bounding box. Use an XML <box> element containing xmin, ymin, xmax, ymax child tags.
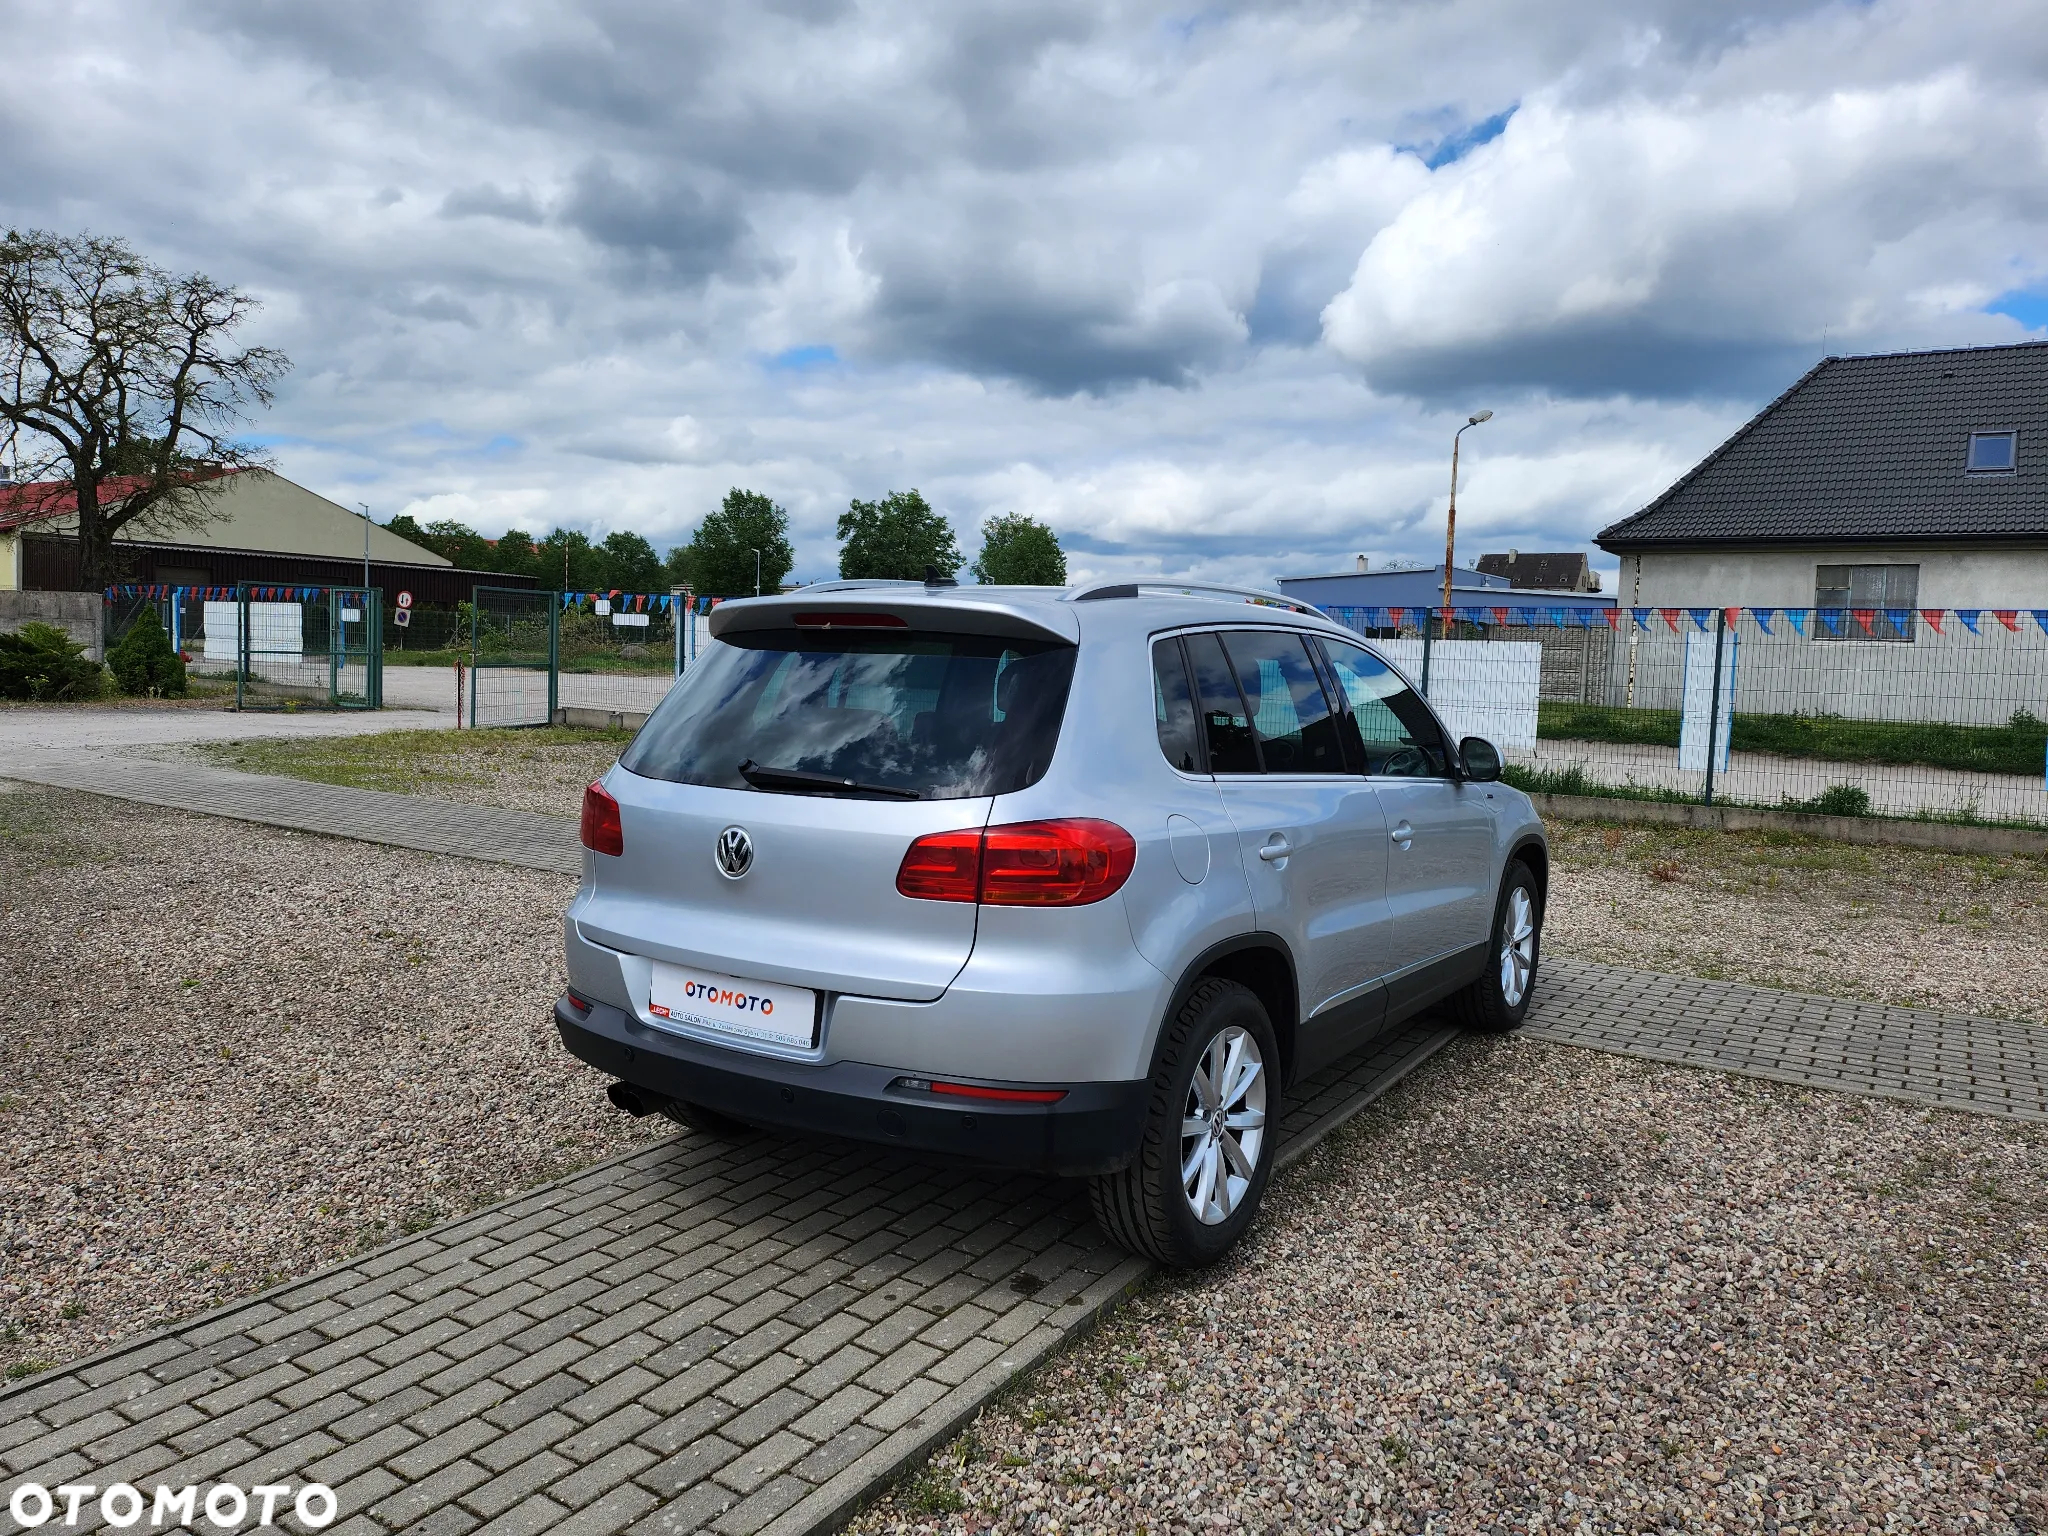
<box><xmin>1509</xmin><ymin>834</ymin><xmax>1549</xmax><ymax>902</ymax></box>
<box><xmin>1158</xmin><ymin>934</ymin><xmax>1301</xmax><ymax>1089</ymax></box>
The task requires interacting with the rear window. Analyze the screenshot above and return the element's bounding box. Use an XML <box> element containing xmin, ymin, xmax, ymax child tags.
<box><xmin>621</xmin><ymin>629</ymin><xmax>1077</xmax><ymax>800</ymax></box>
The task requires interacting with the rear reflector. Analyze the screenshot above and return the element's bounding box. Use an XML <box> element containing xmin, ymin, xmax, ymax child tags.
<box><xmin>580</xmin><ymin>782</ymin><xmax>624</xmax><ymax>856</ymax></box>
<box><xmin>793</xmin><ymin>611</ymin><xmax>909</xmax><ymax>628</ymax></box>
<box><xmin>892</xmin><ymin>1075</ymin><xmax>1068</xmax><ymax>1104</ymax></box>
<box><xmin>895</xmin><ymin>818</ymin><xmax>1135</xmax><ymax>906</ymax></box>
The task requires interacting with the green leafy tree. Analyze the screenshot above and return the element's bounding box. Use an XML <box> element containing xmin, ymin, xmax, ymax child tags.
<box><xmin>488</xmin><ymin>528</ymin><xmax>541</xmax><ymax>582</ymax></box>
<box><xmin>106</xmin><ymin>605</ymin><xmax>187</xmax><ymax>696</ymax></box>
<box><xmin>599</xmin><ymin>530</ymin><xmax>663</xmax><ymax>593</ymax></box>
<box><xmin>0</xmin><ymin>230</ymin><xmax>289</xmax><ymax>591</ymax></box>
<box><xmin>383</xmin><ymin>512</ymin><xmax>433</xmax><ymax>554</ymax></box>
<box><xmin>537</xmin><ymin>527</ymin><xmax>605</xmax><ymax>591</ymax></box>
<box><xmin>662</xmin><ymin>542</ymin><xmax>698</xmax><ymax>592</ymax></box>
<box><xmin>421</xmin><ymin>518</ymin><xmax>493</xmax><ymax>570</ymax></box>
<box><xmin>0</xmin><ymin>621</ymin><xmax>107</xmax><ymax>700</ymax></box>
<box><xmin>837</xmin><ymin>489</ymin><xmax>961</xmax><ymax>581</ymax></box>
<box><xmin>681</xmin><ymin>489</ymin><xmax>794</xmax><ymax>596</ymax></box>
<box><xmin>971</xmin><ymin>512</ymin><xmax>1067</xmax><ymax>586</ymax></box>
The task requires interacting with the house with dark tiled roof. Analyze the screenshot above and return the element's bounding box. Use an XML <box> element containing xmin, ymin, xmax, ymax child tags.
<box><xmin>1474</xmin><ymin>550</ymin><xmax>1600</xmax><ymax>592</ymax></box>
<box><xmin>1597</xmin><ymin>341</ymin><xmax>2048</xmax><ymax>610</ymax></box>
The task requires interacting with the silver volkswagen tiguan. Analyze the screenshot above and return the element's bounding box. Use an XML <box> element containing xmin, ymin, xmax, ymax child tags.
<box><xmin>556</xmin><ymin>579</ymin><xmax>1546</xmax><ymax>1266</ymax></box>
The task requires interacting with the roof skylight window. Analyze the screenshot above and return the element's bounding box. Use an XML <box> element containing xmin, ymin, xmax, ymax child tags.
<box><xmin>1967</xmin><ymin>430</ymin><xmax>2017</xmax><ymax>473</ymax></box>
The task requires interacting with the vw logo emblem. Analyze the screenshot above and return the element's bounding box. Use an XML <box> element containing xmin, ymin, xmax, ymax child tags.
<box><xmin>714</xmin><ymin>826</ymin><xmax>754</xmax><ymax>880</ymax></box>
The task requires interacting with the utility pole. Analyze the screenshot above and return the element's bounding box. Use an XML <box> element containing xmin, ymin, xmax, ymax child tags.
<box><xmin>358</xmin><ymin>503</ymin><xmax>373</xmax><ymax>589</ymax></box>
<box><xmin>1440</xmin><ymin>410</ymin><xmax>1493</xmax><ymax>639</ymax></box>
<box><xmin>754</xmin><ymin>549</ymin><xmax>762</xmax><ymax>597</ymax></box>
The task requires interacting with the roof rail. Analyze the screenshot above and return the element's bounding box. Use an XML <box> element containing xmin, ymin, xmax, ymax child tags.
<box><xmin>1068</xmin><ymin>580</ymin><xmax>1321</xmax><ymax>616</ymax></box>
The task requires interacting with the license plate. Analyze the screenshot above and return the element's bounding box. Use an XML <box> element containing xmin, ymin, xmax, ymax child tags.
<box><xmin>648</xmin><ymin>961</ymin><xmax>818</xmax><ymax>1050</ymax></box>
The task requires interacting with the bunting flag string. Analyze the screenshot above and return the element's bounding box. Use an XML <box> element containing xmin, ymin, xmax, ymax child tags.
<box><xmin>1957</xmin><ymin>610</ymin><xmax>1982</xmax><ymax>634</ymax></box>
<box><xmin>1688</xmin><ymin>607</ymin><xmax>1711</xmax><ymax>631</ymax></box>
<box><xmin>2034</xmin><ymin>610</ymin><xmax>2048</xmax><ymax>636</ymax></box>
<box><xmin>1786</xmin><ymin>609</ymin><xmax>1807</xmax><ymax>637</ymax></box>
<box><xmin>1923</xmin><ymin>608</ymin><xmax>1945</xmax><ymax>635</ymax></box>
<box><xmin>1751</xmin><ymin>608</ymin><xmax>1775</xmax><ymax>635</ymax></box>
<box><xmin>1603</xmin><ymin>607</ymin><xmax>1622</xmax><ymax>629</ymax></box>
<box><xmin>1993</xmin><ymin>609</ymin><xmax>2020</xmax><ymax>632</ymax></box>
<box><xmin>1851</xmin><ymin>608</ymin><xmax>1876</xmax><ymax>636</ymax></box>
<box><xmin>1819</xmin><ymin>608</ymin><xmax>1844</xmax><ymax>636</ymax></box>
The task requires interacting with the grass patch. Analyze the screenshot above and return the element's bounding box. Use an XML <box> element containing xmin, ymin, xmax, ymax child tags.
<box><xmin>1539</xmin><ymin>702</ymin><xmax>2048</xmax><ymax>777</ymax></box>
<box><xmin>191</xmin><ymin>726</ymin><xmax>634</xmax><ymax>797</ymax></box>
<box><xmin>1500</xmin><ymin>763</ymin><xmax>1694</xmax><ymax>803</ymax></box>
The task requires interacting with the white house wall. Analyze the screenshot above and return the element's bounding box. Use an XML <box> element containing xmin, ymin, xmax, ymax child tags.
<box><xmin>1617</xmin><ymin>545</ymin><xmax>2048</xmax><ymax>609</ymax></box>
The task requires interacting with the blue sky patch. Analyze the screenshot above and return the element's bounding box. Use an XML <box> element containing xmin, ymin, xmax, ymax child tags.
<box><xmin>1401</xmin><ymin>106</ymin><xmax>1516</xmax><ymax>170</ymax></box>
<box><xmin>767</xmin><ymin>344</ymin><xmax>839</xmax><ymax>372</ymax></box>
<box><xmin>1988</xmin><ymin>288</ymin><xmax>2048</xmax><ymax>330</ymax></box>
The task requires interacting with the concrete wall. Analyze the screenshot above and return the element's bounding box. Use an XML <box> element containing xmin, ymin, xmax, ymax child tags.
<box><xmin>1617</xmin><ymin>544</ymin><xmax>2048</xmax><ymax>609</ymax></box>
<box><xmin>0</xmin><ymin>590</ymin><xmax>103</xmax><ymax>660</ymax></box>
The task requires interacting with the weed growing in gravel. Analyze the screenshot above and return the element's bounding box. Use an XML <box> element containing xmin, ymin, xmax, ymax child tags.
<box><xmin>5</xmin><ymin>1360</ymin><xmax>49</xmax><ymax>1379</ymax></box>
<box><xmin>57</xmin><ymin>1301</ymin><xmax>84</xmax><ymax>1320</ymax></box>
<box><xmin>1380</xmin><ymin>1435</ymin><xmax>1409</xmax><ymax>1466</ymax></box>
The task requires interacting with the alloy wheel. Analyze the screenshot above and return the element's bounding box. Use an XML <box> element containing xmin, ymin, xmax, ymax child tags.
<box><xmin>1499</xmin><ymin>884</ymin><xmax>1537</xmax><ymax>1006</ymax></box>
<box><xmin>1180</xmin><ymin>1025</ymin><xmax>1267</xmax><ymax>1225</ymax></box>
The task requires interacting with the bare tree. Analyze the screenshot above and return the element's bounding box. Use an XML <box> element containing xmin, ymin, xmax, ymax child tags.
<box><xmin>0</xmin><ymin>230</ymin><xmax>290</xmax><ymax>591</ymax></box>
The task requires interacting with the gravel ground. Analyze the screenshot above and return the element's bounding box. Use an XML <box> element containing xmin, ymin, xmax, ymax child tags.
<box><xmin>0</xmin><ymin>784</ymin><xmax>661</xmax><ymax>1378</ymax></box>
<box><xmin>857</xmin><ymin>1037</ymin><xmax>2048</xmax><ymax>1535</ymax></box>
<box><xmin>1545</xmin><ymin>819</ymin><xmax>2048</xmax><ymax>1024</ymax></box>
<box><xmin>184</xmin><ymin>725</ymin><xmax>629</xmax><ymax>817</ymax></box>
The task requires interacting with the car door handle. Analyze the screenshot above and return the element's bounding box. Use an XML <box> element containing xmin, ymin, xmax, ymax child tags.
<box><xmin>1258</xmin><ymin>838</ymin><xmax>1291</xmax><ymax>862</ymax></box>
<box><xmin>1389</xmin><ymin>821</ymin><xmax>1413</xmax><ymax>846</ymax></box>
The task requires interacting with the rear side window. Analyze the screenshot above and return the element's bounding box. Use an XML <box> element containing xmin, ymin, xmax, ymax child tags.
<box><xmin>1183</xmin><ymin>632</ymin><xmax>1259</xmax><ymax>773</ymax></box>
<box><xmin>622</xmin><ymin>629</ymin><xmax>1076</xmax><ymax>800</ymax></box>
<box><xmin>1217</xmin><ymin>630</ymin><xmax>1345</xmax><ymax>774</ymax></box>
<box><xmin>1318</xmin><ymin>638</ymin><xmax>1449</xmax><ymax>777</ymax></box>
<box><xmin>1151</xmin><ymin>638</ymin><xmax>1202</xmax><ymax>773</ymax></box>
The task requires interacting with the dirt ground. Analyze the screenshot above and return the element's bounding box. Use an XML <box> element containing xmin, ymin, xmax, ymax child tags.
<box><xmin>186</xmin><ymin>725</ymin><xmax>630</xmax><ymax>817</ymax></box>
<box><xmin>1542</xmin><ymin>818</ymin><xmax>2048</xmax><ymax>1024</ymax></box>
<box><xmin>0</xmin><ymin>784</ymin><xmax>662</xmax><ymax>1378</ymax></box>
<box><xmin>857</xmin><ymin>1037</ymin><xmax>2048</xmax><ymax>1535</ymax></box>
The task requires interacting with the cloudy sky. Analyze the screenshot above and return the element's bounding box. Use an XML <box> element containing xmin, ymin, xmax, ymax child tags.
<box><xmin>5</xmin><ymin>0</ymin><xmax>2045</xmax><ymax>588</ymax></box>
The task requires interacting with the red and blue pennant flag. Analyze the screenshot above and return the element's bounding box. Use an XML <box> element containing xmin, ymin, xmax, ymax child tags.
<box><xmin>1688</xmin><ymin>607</ymin><xmax>1711</xmax><ymax>631</ymax></box>
<box><xmin>1820</xmin><ymin>608</ymin><xmax>1846</xmax><ymax>636</ymax></box>
<box><xmin>1923</xmin><ymin>609</ymin><xmax>1945</xmax><ymax>635</ymax></box>
<box><xmin>1603</xmin><ymin>608</ymin><xmax>1622</xmax><ymax>629</ymax></box>
<box><xmin>1956</xmin><ymin>610</ymin><xmax>1982</xmax><ymax>634</ymax></box>
<box><xmin>1993</xmin><ymin>609</ymin><xmax>2020</xmax><ymax>632</ymax></box>
<box><xmin>2033</xmin><ymin>610</ymin><xmax>2048</xmax><ymax>635</ymax></box>
<box><xmin>1750</xmin><ymin>608</ymin><xmax>1774</xmax><ymax>634</ymax></box>
<box><xmin>1851</xmin><ymin>608</ymin><xmax>1876</xmax><ymax>636</ymax></box>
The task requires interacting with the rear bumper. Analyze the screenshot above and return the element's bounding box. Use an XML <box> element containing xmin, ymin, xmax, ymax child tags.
<box><xmin>555</xmin><ymin>995</ymin><xmax>1147</xmax><ymax>1177</ymax></box>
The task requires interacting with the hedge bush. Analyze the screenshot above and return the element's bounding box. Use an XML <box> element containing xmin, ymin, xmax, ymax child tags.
<box><xmin>107</xmin><ymin>606</ymin><xmax>188</xmax><ymax>697</ymax></box>
<box><xmin>0</xmin><ymin>622</ymin><xmax>109</xmax><ymax>701</ymax></box>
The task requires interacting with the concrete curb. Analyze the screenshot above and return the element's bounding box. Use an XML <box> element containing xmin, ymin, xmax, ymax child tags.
<box><xmin>1531</xmin><ymin>791</ymin><xmax>2048</xmax><ymax>856</ymax></box>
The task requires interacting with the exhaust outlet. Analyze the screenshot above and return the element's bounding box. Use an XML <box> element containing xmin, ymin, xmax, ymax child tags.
<box><xmin>606</xmin><ymin>1081</ymin><xmax>665</xmax><ymax>1118</ymax></box>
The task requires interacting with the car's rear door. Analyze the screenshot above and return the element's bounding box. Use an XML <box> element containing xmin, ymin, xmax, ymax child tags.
<box><xmin>1185</xmin><ymin>628</ymin><xmax>1393</xmax><ymax>1074</ymax></box>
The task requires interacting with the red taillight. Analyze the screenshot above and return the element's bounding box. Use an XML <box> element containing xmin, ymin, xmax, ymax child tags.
<box><xmin>895</xmin><ymin>819</ymin><xmax>1135</xmax><ymax>907</ymax></box>
<box><xmin>930</xmin><ymin>1080</ymin><xmax>1067</xmax><ymax>1104</ymax></box>
<box><xmin>894</xmin><ymin>828</ymin><xmax>982</xmax><ymax>901</ymax></box>
<box><xmin>580</xmin><ymin>782</ymin><xmax>623</xmax><ymax>857</ymax></box>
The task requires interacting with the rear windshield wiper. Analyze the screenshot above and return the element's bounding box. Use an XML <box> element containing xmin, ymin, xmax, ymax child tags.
<box><xmin>737</xmin><ymin>758</ymin><xmax>922</xmax><ymax>800</ymax></box>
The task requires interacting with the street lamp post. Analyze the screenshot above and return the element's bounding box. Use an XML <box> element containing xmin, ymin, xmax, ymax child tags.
<box><xmin>753</xmin><ymin>549</ymin><xmax>762</xmax><ymax>597</ymax></box>
<box><xmin>1440</xmin><ymin>410</ymin><xmax>1493</xmax><ymax>639</ymax></box>
<box><xmin>358</xmin><ymin>503</ymin><xmax>373</xmax><ymax>590</ymax></box>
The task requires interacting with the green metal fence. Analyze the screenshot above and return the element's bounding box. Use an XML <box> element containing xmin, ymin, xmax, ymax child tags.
<box><xmin>232</xmin><ymin>584</ymin><xmax>382</xmax><ymax>711</ymax></box>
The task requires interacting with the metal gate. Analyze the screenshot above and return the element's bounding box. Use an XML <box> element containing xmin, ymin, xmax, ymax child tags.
<box><xmin>234</xmin><ymin>584</ymin><xmax>383</xmax><ymax>711</ymax></box>
<box><xmin>470</xmin><ymin>585</ymin><xmax>559</xmax><ymax>727</ymax></box>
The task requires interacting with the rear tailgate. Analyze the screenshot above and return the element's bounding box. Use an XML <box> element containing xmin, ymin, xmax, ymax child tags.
<box><xmin>576</xmin><ymin>769</ymin><xmax>990</xmax><ymax>1001</ymax></box>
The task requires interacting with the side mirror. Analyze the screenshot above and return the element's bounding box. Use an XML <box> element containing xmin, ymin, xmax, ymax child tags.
<box><xmin>1459</xmin><ymin>735</ymin><xmax>1502</xmax><ymax>782</ymax></box>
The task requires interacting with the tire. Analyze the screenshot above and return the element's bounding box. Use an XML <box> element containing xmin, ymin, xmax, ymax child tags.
<box><xmin>659</xmin><ymin>1099</ymin><xmax>754</xmax><ymax>1137</ymax></box>
<box><xmin>1090</xmin><ymin>977</ymin><xmax>1279</xmax><ymax>1268</ymax></box>
<box><xmin>1444</xmin><ymin>858</ymin><xmax>1542</xmax><ymax>1033</ymax></box>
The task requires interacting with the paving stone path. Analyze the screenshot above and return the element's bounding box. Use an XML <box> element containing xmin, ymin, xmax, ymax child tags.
<box><xmin>0</xmin><ymin>1025</ymin><xmax>1453</xmax><ymax>1536</ymax></box>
